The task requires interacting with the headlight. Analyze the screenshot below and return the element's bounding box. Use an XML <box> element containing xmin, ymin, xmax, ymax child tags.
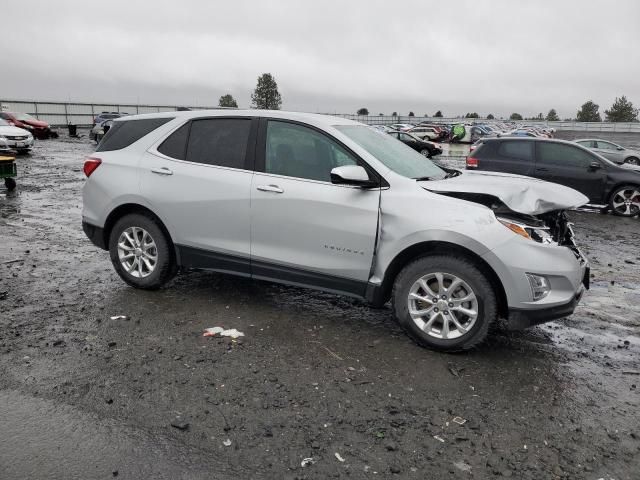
<box><xmin>0</xmin><ymin>135</ymin><xmax>6</xmax><ymax>140</ymax></box>
<box><xmin>497</xmin><ymin>217</ymin><xmax>555</xmax><ymax>244</ymax></box>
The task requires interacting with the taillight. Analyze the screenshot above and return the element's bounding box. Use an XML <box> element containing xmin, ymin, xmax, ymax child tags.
<box><xmin>83</xmin><ymin>157</ymin><xmax>102</xmax><ymax>177</ymax></box>
<box><xmin>466</xmin><ymin>156</ymin><xmax>479</xmax><ymax>168</ymax></box>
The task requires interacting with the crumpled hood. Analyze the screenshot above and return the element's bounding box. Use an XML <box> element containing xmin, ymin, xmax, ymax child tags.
<box><xmin>421</xmin><ymin>170</ymin><xmax>589</xmax><ymax>215</ymax></box>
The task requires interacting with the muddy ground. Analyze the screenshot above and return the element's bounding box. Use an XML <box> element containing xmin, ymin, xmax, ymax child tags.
<box><xmin>0</xmin><ymin>134</ymin><xmax>638</xmax><ymax>480</ymax></box>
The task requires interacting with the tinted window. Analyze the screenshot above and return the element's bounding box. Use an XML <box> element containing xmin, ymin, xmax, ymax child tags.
<box><xmin>497</xmin><ymin>141</ymin><xmax>534</xmax><ymax>161</ymax></box>
<box><xmin>538</xmin><ymin>143</ymin><xmax>595</xmax><ymax>168</ymax></box>
<box><xmin>158</xmin><ymin>122</ymin><xmax>190</xmax><ymax>160</ymax></box>
<box><xmin>266</xmin><ymin>121</ymin><xmax>358</xmax><ymax>182</ymax></box>
<box><xmin>96</xmin><ymin>118</ymin><xmax>172</xmax><ymax>152</ymax></box>
<box><xmin>186</xmin><ymin>118</ymin><xmax>251</xmax><ymax>168</ymax></box>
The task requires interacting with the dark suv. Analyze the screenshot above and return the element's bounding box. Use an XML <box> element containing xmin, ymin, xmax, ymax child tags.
<box><xmin>467</xmin><ymin>138</ymin><xmax>640</xmax><ymax>217</ymax></box>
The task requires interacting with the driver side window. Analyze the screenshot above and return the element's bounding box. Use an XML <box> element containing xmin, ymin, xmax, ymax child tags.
<box><xmin>265</xmin><ymin>121</ymin><xmax>358</xmax><ymax>182</ymax></box>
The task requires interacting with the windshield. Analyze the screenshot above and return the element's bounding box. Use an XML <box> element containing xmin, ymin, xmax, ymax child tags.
<box><xmin>335</xmin><ymin>125</ymin><xmax>446</xmax><ymax>180</ymax></box>
<box><xmin>15</xmin><ymin>113</ymin><xmax>35</xmax><ymax>121</ymax></box>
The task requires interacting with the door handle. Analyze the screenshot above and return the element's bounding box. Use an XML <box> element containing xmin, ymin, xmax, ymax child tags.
<box><xmin>535</xmin><ymin>167</ymin><xmax>550</xmax><ymax>172</ymax></box>
<box><xmin>256</xmin><ymin>184</ymin><xmax>284</xmax><ymax>193</ymax></box>
<box><xmin>151</xmin><ymin>167</ymin><xmax>173</xmax><ymax>176</ymax></box>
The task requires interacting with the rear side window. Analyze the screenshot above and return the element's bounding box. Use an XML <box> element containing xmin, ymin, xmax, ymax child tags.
<box><xmin>186</xmin><ymin>118</ymin><xmax>251</xmax><ymax>169</ymax></box>
<box><xmin>96</xmin><ymin>118</ymin><xmax>172</xmax><ymax>152</ymax></box>
<box><xmin>537</xmin><ymin>143</ymin><xmax>595</xmax><ymax>168</ymax></box>
<box><xmin>497</xmin><ymin>141</ymin><xmax>534</xmax><ymax>161</ymax></box>
<box><xmin>158</xmin><ymin>122</ymin><xmax>190</xmax><ymax>160</ymax></box>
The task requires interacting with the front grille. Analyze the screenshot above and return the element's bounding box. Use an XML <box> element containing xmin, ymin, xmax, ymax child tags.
<box><xmin>7</xmin><ymin>136</ymin><xmax>28</xmax><ymax>141</ymax></box>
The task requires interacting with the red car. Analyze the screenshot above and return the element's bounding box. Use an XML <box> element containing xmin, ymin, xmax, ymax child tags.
<box><xmin>0</xmin><ymin>111</ymin><xmax>56</xmax><ymax>139</ymax></box>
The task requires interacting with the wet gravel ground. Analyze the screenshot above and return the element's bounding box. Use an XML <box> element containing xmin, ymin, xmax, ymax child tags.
<box><xmin>0</xmin><ymin>135</ymin><xmax>639</xmax><ymax>479</ymax></box>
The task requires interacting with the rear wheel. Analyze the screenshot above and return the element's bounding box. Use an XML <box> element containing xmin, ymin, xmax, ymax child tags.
<box><xmin>4</xmin><ymin>177</ymin><xmax>16</xmax><ymax>191</ymax></box>
<box><xmin>108</xmin><ymin>213</ymin><xmax>176</xmax><ymax>289</ymax></box>
<box><xmin>392</xmin><ymin>255</ymin><xmax>497</xmax><ymax>351</ymax></box>
<box><xmin>624</xmin><ymin>157</ymin><xmax>639</xmax><ymax>166</ymax></box>
<box><xmin>419</xmin><ymin>148</ymin><xmax>432</xmax><ymax>158</ymax></box>
<box><xmin>609</xmin><ymin>185</ymin><xmax>640</xmax><ymax>217</ymax></box>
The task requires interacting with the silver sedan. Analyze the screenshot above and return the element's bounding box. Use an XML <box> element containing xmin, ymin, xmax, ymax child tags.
<box><xmin>574</xmin><ymin>139</ymin><xmax>640</xmax><ymax>165</ymax></box>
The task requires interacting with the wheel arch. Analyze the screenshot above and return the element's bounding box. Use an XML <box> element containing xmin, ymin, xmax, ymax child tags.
<box><xmin>103</xmin><ymin>203</ymin><xmax>178</xmax><ymax>263</ymax></box>
<box><xmin>371</xmin><ymin>241</ymin><xmax>508</xmax><ymax>318</ymax></box>
<box><xmin>606</xmin><ymin>182</ymin><xmax>640</xmax><ymax>203</ymax></box>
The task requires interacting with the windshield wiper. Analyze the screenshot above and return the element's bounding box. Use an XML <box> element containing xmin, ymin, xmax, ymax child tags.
<box><xmin>413</xmin><ymin>176</ymin><xmax>435</xmax><ymax>181</ymax></box>
<box><xmin>444</xmin><ymin>170</ymin><xmax>461</xmax><ymax>179</ymax></box>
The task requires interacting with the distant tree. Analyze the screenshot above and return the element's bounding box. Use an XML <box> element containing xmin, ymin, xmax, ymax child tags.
<box><xmin>576</xmin><ymin>100</ymin><xmax>601</xmax><ymax>122</ymax></box>
<box><xmin>536</xmin><ymin>113</ymin><xmax>544</xmax><ymax>120</ymax></box>
<box><xmin>218</xmin><ymin>94</ymin><xmax>238</xmax><ymax>108</ymax></box>
<box><xmin>357</xmin><ymin>108</ymin><xmax>369</xmax><ymax>115</ymax></box>
<box><xmin>378</xmin><ymin>113</ymin><xmax>383</xmax><ymax>116</ymax></box>
<box><xmin>605</xmin><ymin>96</ymin><xmax>638</xmax><ymax>122</ymax></box>
<box><xmin>408</xmin><ymin>111</ymin><xmax>415</xmax><ymax>117</ymax></box>
<box><xmin>434</xmin><ymin>110</ymin><xmax>443</xmax><ymax>118</ymax></box>
<box><xmin>251</xmin><ymin>73</ymin><xmax>282</xmax><ymax>110</ymax></box>
<box><xmin>391</xmin><ymin>111</ymin><xmax>398</xmax><ymax>116</ymax></box>
<box><xmin>465</xmin><ymin>112</ymin><xmax>479</xmax><ymax>118</ymax></box>
<box><xmin>486</xmin><ymin>113</ymin><xmax>495</xmax><ymax>120</ymax></box>
<box><xmin>546</xmin><ymin>109</ymin><xmax>559</xmax><ymax>121</ymax></box>
<box><xmin>509</xmin><ymin>113</ymin><xmax>523</xmax><ymax>121</ymax></box>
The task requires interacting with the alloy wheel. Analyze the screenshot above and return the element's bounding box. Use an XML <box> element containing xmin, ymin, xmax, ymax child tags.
<box><xmin>611</xmin><ymin>188</ymin><xmax>640</xmax><ymax>216</ymax></box>
<box><xmin>407</xmin><ymin>272</ymin><xmax>478</xmax><ymax>340</ymax></box>
<box><xmin>117</xmin><ymin>227</ymin><xmax>158</xmax><ymax>278</ymax></box>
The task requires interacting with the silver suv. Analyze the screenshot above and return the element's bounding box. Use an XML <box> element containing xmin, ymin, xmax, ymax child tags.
<box><xmin>82</xmin><ymin>111</ymin><xmax>590</xmax><ymax>351</ymax></box>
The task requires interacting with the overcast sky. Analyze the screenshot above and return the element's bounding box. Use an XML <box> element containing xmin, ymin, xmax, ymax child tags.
<box><xmin>3</xmin><ymin>0</ymin><xmax>639</xmax><ymax>118</ymax></box>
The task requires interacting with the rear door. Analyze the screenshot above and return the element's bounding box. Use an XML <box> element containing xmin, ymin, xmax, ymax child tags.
<box><xmin>250</xmin><ymin>119</ymin><xmax>380</xmax><ymax>296</ymax></box>
<box><xmin>534</xmin><ymin>142</ymin><xmax>607</xmax><ymax>202</ymax></box>
<box><xmin>475</xmin><ymin>140</ymin><xmax>535</xmax><ymax>175</ymax></box>
<box><xmin>141</xmin><ymin>117</ymin><xmax>257</xmax><ymax>273</ymax></box>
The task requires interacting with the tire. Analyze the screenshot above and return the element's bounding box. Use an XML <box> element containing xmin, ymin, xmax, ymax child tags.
<box><xmin>419</xmin><ymin>148</ymin><xmax>432</xmax><ymax>158</ymax></box>
<box><xmin>392</xmin><ymin>255</ymin><xmax>497</xmax><ymax>352</ymax></box>
<box><xmin>108</xmin><ymin>213</ymin><xmax>176</xmax><ymax>289</ymax></box>
<box><xmin>609</xmin><ymin>185</ymin><xmax>640</xmax><ymax>217</ymax></box>
<box><xmin>4</xmin><ymin>177</ymin><xmax>16</xmax><ymax>191</ymax></box>
<box><xmin>17</xmin><ymin>149</ymin><xmax>31</xmax><ymax>155</ymax></box>
<box><xmin>624</xmin><ymin>157</ymin><xmax>639</xmax><ymax>166</ymax></box>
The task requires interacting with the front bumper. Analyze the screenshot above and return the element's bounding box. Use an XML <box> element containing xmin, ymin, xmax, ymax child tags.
<box><xmin>507</xmin><ymin>283</ymin><xmax>585</xmax><ymax>330</ymax></box>
<box><xmin>1</xmin><ymin>136</ymin><xmax>33</xmax><ymax>149</ymax></box>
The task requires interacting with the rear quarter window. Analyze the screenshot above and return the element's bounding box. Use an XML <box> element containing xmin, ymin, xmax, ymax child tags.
<box><xmin>96</xmin><ymin>118</ymin><xmax>173</xmax><ymax>152</ymax></box>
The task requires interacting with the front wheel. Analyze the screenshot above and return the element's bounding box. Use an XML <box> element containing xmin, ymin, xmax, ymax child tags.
<box><xmin>419</xmin><ymin>148</ymin><xmax>432</xmax><ymax>158</ymax></box>
<box><xmin>392</xmin><ymin>255</ymin><xmax>497</xmax><ymax>351</ymax></box>
<box><xmin>609</xmin><ymin>185</ymin><xmax>640</xmax><ymax>217</ymax></box>
<box><xmin>108</xmin><ymin>213</ymin><xmax>176</xmax><ymax>289</ymax></box>
<box><xmin>624</xmin><ymin>157</ymin><xmax>639</xmax><ymax>166</ymax></box>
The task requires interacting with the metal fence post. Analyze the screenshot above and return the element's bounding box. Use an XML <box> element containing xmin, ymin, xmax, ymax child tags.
<box><xmin>64</xmin><ymin>103</ymin><xmax>68</xmax><ymax>125</ymax></box>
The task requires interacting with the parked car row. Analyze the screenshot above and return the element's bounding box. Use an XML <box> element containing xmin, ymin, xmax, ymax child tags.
<box><xmin>0</xmin><ymin>111</ymin><xmax>57</xmax><ymax>140</ymax></box>
<box><xmin>369</xmin><ymin>125</ymin><xmax>443</xmax><ymax>158</ymax></box>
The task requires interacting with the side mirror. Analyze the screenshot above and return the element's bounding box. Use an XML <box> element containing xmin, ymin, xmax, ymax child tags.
<box><xmin>617</xmin><ymin>146</ymin><xmax>624</xmax><ymax>151</ymax></box>
<box><xmin>589</xmin><ymin>161</ymin><xmax>601</xmax><ymax>170</ymax></box>
<box><xmin>330</xmin><ymin>166</ymin><xmax>377</xmax><ymax>188</ymax></box>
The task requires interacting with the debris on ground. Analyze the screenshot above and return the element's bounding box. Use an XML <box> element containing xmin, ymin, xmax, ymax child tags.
<box><xmin>453</xmin><ymin>416</ymin><xmax>467</xmax><ymax>425</ymax></box>
<box><xmin>203</xmin><ymin>327</ymin><xmax>245</xmax><ymax>338</ymax></box>
<box><xmin>170</xmin><ymin>418</ymin><xmax>189</xmax><ymax>431</ymax></box>
<box><xmin>334</xmin><ymin>452</ymin><xmax>345</xmax><ymax>462</ymax></box>
<box><xmin>223</xmin><ymin>439</ymin><xmax>232</xmax><ymax>447</ymax></box>
<box><xmin>433</xmin><ymin>435</ymin><xmax>445</xmax><ymax>443</ymax></box>
<box><xmin>454</xmin><ymin>461</ymin><xmax>472</xmax><ymax>473</ymax></box>
<box><xmin>301</xmin><ymin>458</ymin><xmax>315</xmax><ymax>467</ymax></box>
<box><xmin>110</xmin><ymin>315</ymin><xmax>129</xmax><ymax>321</ymax></box>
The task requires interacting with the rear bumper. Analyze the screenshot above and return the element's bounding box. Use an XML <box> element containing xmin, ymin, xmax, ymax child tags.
<box><xmin>82</xmin><ymin>220</ymin><xmax>107</xmax><ymax>250</ymax></box>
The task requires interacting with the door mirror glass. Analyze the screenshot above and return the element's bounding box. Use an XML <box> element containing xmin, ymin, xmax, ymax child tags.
<box><xmin>330</xmin><ymin>165</ymin><xmax>376</xmax><ymax>187</ymax></box>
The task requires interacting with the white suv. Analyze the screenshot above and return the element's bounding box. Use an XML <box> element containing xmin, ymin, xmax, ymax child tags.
<box><xmin>82</xmin><ymin>110</ymin><xmax>590</xmax><ymax>351</ymax></box>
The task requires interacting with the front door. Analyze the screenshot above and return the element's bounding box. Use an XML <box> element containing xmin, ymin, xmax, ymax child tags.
<box><xmin>534</xmin><ymin>142</ymin><xmax>607</xmax><ymax>203</ymax></box>
<box><xmin>250</xmin><ymin>119</ymin><xmax>380</xmax><ymax>296</ymax></box>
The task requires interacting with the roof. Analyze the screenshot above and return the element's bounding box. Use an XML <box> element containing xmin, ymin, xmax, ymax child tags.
<box><xmin>113</xmin><ymin>109</ymin><xmax>362</xmax><ymax>129</ymax></box>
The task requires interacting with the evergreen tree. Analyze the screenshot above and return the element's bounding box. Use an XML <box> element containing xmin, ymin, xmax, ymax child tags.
<box><xmin>434</xmin><ymin>110</ymin><xmax>443</xmax><ymax>117</ymax></box>
<box><xmin>357</xmin><ymin>108</ymin><xmax>369</xmax><ymax>115</ymax></box>
<box><xmin>604</xmin><ymin>96</ymin><xmax>638</xmax><ymax>122</ymax></box>
<box><xmin>408</xmin><ymin>111</ymin><xmax>415</xmax><ymax>117</ymax></box>
<box><xmin>487</xmin><ymin>114</ymin><xmax>495</xmax><ymax>120</ymax></box>
<box><xmin>250</xmin><ymin>73</ymin><xmax>282</xmax><ymax>110</ymax></box>
<box><xmin>509</xmin><ymin>113</ymin><xmax>523</xmax><ymax>121</ymax></box>
<box><xmin>546</xmin><ymin>109</ymin><xmax>559</xmax><ymax>121</ymax></box>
